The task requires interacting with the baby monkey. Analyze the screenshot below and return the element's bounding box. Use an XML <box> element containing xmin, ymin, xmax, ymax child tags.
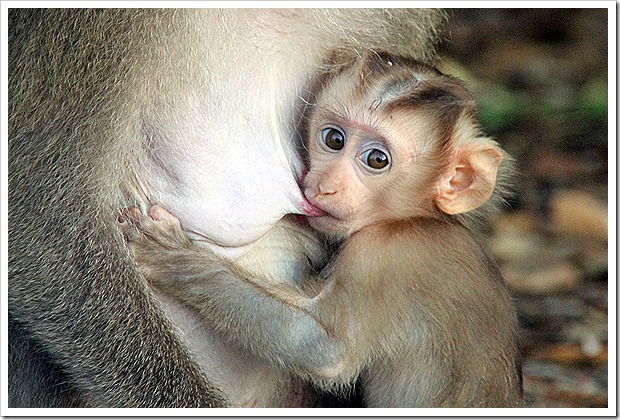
<box><xmin>125</xmin><ymin>51</ymin><xmax>523</xmax><ymax>407</ymax></box>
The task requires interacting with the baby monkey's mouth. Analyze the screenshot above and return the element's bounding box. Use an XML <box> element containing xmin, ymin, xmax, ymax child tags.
<box><xmin>302</xmin><ymin>196</ymin><xmax>349</xmax><ymax>227</ymax></box>
<box><xmin>301</xmin><ymin>197</ymin><xmax>327</xmax><ymax>217</ymax></box>
<box><xmin>299</xmin><ymin>168</ymin><xmax>328</xmax><ymax>218</ymax></box>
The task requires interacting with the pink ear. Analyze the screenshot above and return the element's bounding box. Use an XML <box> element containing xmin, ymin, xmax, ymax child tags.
<box><xmin>435</xmin><ymin>142</ymin><xmax>503</xmax><ymax>215</ymax></box>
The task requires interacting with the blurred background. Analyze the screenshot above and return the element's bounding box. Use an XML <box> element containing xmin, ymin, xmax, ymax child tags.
<box><xmin>438</xmin><ymin>9</ymin><xmax>609</xmax><ymax>408</ymax></box>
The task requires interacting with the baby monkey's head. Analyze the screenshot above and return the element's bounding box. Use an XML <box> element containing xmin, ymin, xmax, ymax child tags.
<box><xmin>303</xmin><ymin>51</ymin><xmax>506</xmax><ymax>238</ymax></box>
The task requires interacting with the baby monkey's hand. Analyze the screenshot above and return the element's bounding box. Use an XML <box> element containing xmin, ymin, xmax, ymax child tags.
<box><xmin>119</xmin><ymin>205</ymin><xmax>191</xmax><ymax>250</ymax></box>
<box><xmin>118</xmin><ymin>205</ymin><xmax>194</xmax><ymax>284</ymax></box>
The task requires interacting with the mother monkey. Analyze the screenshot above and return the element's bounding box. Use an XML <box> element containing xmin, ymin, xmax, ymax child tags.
<box><xmin>8</xmin><ymin>9</ymin><xmax>445</xmax><ymax>407</ymax></box>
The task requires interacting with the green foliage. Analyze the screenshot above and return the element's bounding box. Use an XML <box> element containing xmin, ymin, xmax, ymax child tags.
<box><xmin>579</xmin><ymin>75</ymin><xmax>608</xmax><ymax>121</ymax></box>
<box><xmin>476</xmin><ymin>86</ymin><xmax>528</xmax><ymax>133</ymax></box>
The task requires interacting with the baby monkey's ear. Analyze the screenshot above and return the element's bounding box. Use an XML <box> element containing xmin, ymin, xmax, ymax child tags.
<box><xmin>434</xmin><ymin>139</ymin><xmax>504</xmax><ymax>215</ymax></box>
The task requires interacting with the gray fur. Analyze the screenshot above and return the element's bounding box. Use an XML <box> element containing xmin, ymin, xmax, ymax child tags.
<box><xmin>8</xmin><ymin>9</ymin><xmax>445</xmax><ymax>407</ymax></box>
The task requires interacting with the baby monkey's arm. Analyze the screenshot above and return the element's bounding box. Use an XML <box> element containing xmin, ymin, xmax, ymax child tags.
<box><xmin>122</xmin><ymin>206</ymin><xmax>347</xmax><ymax>382</ymax></box>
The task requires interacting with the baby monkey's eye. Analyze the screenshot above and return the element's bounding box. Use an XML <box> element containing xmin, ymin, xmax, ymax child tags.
<box><xmin>362</xmin><ymin>149</ymin><xmax>390</xmax><ymax>170</ymax></box>
<box><xmin>321</xmin><ymin>127</ymin><xmax>345</xmax><ymax>150</ymax></box>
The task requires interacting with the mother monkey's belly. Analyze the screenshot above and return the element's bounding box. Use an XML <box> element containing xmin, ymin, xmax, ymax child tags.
<box><xmin>126</xmin><ymin>8</ymin><xmax>445</xmax><ymax>406</ymax></box>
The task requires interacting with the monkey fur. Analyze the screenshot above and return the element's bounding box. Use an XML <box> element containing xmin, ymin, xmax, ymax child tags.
<box><xmin>124</xmin><ymin>53</ymin><xmax>523</xmax><ymax>407</ymax></box>
<box><xmin>8</xmin><ymin>9</ymin><xmax>446</xmax><ymax>407</ymax></box>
